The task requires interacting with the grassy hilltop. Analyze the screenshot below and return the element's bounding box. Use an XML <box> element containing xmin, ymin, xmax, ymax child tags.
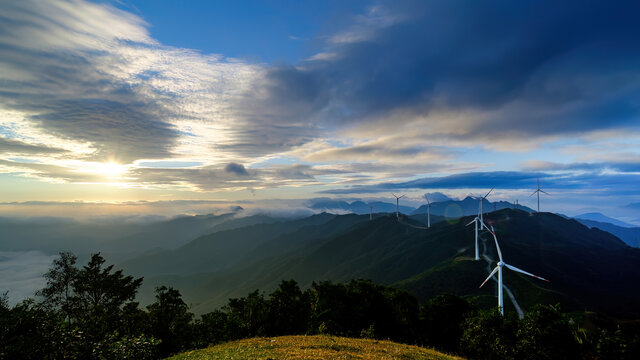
<box><xmin>168</xmin><ymin>335</ymin><xmax>463</xmax><ymax>360</ymax></box>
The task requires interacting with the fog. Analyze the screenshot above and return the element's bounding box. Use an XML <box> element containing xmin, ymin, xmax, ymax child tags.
<box><xmin>0</xmin><ymin>251</ymin><xmax>56</xmax><ymax>306</ymax></box>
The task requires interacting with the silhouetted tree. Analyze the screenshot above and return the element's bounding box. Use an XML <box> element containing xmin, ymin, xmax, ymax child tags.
<box><xmin>147</xmin><ymin>286</ymin><xmax>193</xmax><ymax>357</ymax></box>
<box><xmin>224</xmin><ymin>290</ymin><xmax>267</xmax><ymax>339</ymax></box>
<box><xmin>266</xmin><ymin>280</ymin><xmax>310</xmax><ymax>336</ymax></box>
<box><xmin>420</xmin><ymin>293</ymin><xmax>474</xmax><ymax>352</ymax></box>
<box><xmin>37</xmin><ymin>251</ymin><xmax>77</xmax><ymax>323</ymax></box>
<box><xmin>459</xmin><ymin>309</ymin><xmax>518</xmax><ymax>360</ymax></box>
<box><xmin>515</xmin><ymin>304</ymin><xmax>579</xmax><ymax>360</ymax></box>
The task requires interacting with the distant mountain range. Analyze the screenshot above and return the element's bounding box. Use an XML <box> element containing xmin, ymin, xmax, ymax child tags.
<box><xmin>574</xmin><ymin>212</ymin><xmax>635</xmax><ymax>228</ymax></box>
<box><xmin>307</xmin><ymin>198</ymin><xmax>415</xmax><ymax>215</ymax></box>
<box><xmin>118</xmin><ymin>209</ymin><xmax>640</xmax><ymax>319</ymax></box>
<box><xmin>411</xmin><ymin>196</ymin><xmax>534</xmax><ymax>217</ymax></box>
<box><xmin>307</xmin><ymin>197</ymin><xmax>534</xmax><ymax>217</ymax></box>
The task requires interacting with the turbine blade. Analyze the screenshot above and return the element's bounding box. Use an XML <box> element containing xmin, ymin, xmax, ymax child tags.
<box><xmin>490</xmin><ymin>229</ymin><xmax>503</xmax><ymax>262</ymax></box>
<box><xmin>392</xmin><ymin>193</ymin><xmax>397</xmax><ymax>198</ymax></box>
<box><xmin>480</xmin><ymin>266</ymin><xmax>499</xmax><ymax>288</ymax></box>
<box><xmin>529</xmin><ymin>190</ymin><xmax>538</xmax><ymax>197</ymax></box>
<box><xmin>484</xmin><ymin>187</ymin><xmax>494</xmax><ymax>199</ymax></box>
<box><xmin>504</xmin><ymin>263</ymin><xmax>550</xmax><ymax>282</ymax></box>
<box><xmin>399</xmin><ymin>195</ymin><xmax>405</xmax><ymax>199</ymax></box>
<box><xmin>466</xmin><ymin>219</ymin><xmax>477</xmax><ymax>227</ymax></box>
<box><xmin>540</xmin><ymin>190</ymin><xmax>551</xmax><ymax>196</ymax></box>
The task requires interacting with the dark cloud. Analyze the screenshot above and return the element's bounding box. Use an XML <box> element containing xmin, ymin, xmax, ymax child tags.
<box><xmin>524</xmin><ymin>160</ymin><xmax>640</xmax><ymax>173</ymax></box>
<box><xmin>0</xmin><ymin>137</ymin><xmax>66</xmax><ymax>155</ymax></box>
<box><xmin>321</xmin><ymin>171</ymin><xmax>640</xmax><ymax>195</ymax></box>
<box><xmin>244</xmin><ymin>0</ymin><xmax>640</xmax><ymax>139</ymax></box>
<box><xmin>224</xmin><ymin>163</ymin><xmax>249</xmax><ymax>176</ymax></box>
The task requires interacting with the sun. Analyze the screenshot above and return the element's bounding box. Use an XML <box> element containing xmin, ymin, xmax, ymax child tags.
<box><xmin>91</xmin><ymin>162</ymin><xmax>127</xmax><ymax>178</ymax></box>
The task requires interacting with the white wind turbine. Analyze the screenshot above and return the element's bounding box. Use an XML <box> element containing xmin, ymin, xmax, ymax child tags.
<box><xmin>479</xmin><ymin>225</ymin><xmax>549</xmax><ymax>315</ymax></box>
<box><xmin>369</xmin><ymin>205</ymin><xmax>374</xmax><ymax>221</ymax></box>
<box><xmin>465</xmin><ymin>188</ymin><xmax>494</xmax><ymax>261</ymax></box>
<box><xmin>529</xmin><ymin>177</ymin><xmax>550</xmax><ymax>213</ymax></box>
<box><xmin>424</xmin><ymin>194</ymin><xmax>431</xmax><ymax>228</ymax></box>
<box><xmin>392</xmin><ymin>193</ymin><xmax>405</xmax><ymax>220</ymax></box>
<box><xmin>479</xmin><ymin>187</ymin><xmax>494</xmax><ymax>224</ymax></box>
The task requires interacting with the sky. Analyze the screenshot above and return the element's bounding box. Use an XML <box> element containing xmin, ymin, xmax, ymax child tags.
<box><xmin>1</xmin><ymin>0</ymin><xmax>640</xmax><ymax>223</ymax></box>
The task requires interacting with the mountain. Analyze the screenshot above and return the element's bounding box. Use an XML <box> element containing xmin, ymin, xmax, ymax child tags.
<box><xmin>126</xmin><ymin>209</ymin><xmax>640</xmax><ymax>318</ymax></box>
<box><xmin>307</xmin><ymin>198</ymin><xmax>415</xmax><ymax>215</ymax></box>
<box><xmin>411</xmin><ymin>197</ymin><xmax>534</xmax><ymax>217</ymax></box>
<box><xmin>574</xmin><ymin>212</ymin><xmax>635</xmax><ymax>228</ymax></box>
<box><xmin>120</xmin><ymin>213</ymin><xmax>369</xmax><ymax>277</ymax></box>
<box><xmin>575</xmin><ymin>218</ymin><xmax>640</xmax><ymax>247</ymax></box>
<box><xmin>0</xmin><ymin>211</ymin><xmax>283</xmax><ymax>262</ymax></box>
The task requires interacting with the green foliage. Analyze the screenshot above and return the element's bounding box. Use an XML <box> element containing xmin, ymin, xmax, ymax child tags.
<box><xmin>147</xmin><ymin>286</ymin><xmax>194</xmax><ymax>357</ymax></box>
<box><xmin>223</xmin><ymin>290</ymin><xmax>268</xmax><ymax>339</ymax></box>
<box><xmin>93</xmin><ymin>332</ymin><xmax>160</xmax><ymax>360</ymax></box>
<box><xmin>515</xmin><ymin>305</ymin><xmax>579</xmax><ymax>359</ymax></box>
<box><xmin>420</xmin><ymin>293</ymin><xmax>474</xmax><ymax>352</ymax></box>
<box><xmin>37</xmin><ymin>251</ymin><xmax>78</xmax><ymax>322</ymax></box>
<box><xmin>459</xmin><ymin>309</ymin><xmax>519</xmax><ymax>360</ymax></box>
<box><xmin>266</xmin><ymin>280</ymin><xmax>311</xmax><ymax>336</ymax></box>
<box><xmin>4</xmin><ymin>247</ymin><xmax>640</xmax><ymax>360</ymax></box>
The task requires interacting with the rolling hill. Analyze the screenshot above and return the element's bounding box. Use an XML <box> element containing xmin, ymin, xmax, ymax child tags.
<box><xmin>124</xmin><ymin>209</ymin><xmax>640</xmax><ymax>318</ymax></box>
<box><xmin>575</xmin><ymin>218</ymin><xmax>640</xmax><ymax>247</ymax></box>
<box><xmin>168</xmin><ymin>335</ymin><xmax>463</xmax><ymax>360</ymax></box>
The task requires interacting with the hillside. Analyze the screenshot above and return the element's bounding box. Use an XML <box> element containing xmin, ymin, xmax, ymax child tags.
<box><xmin>127</xmin><ymin>209</ymin><xmax>640</xmax><ymax>318</ymax></box>
<box><xmin>575</xmin><ymin>218</ymin><xmax>640</xmax><ymax>247</ymax></box>
<box><xmin>168</xmin><ymin>335</ymin><xmax>463</xmax><ymax>360</ymax></box>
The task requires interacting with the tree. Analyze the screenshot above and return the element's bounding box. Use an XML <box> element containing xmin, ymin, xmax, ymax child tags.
<box><xmin>420</xmin><ymin>293</ymin><xmax>474</xmax><ymax>352</ymax></box>
<box><xmin>266</xmin><ymin>280</ymin><xmax>310</xmax><ymax>336</ymax></box>
<box><xmin>515</xmin><ymin>305</ymin><xmax>579</xmax><ymax>360</ymax></box>
<box><xmin>224</xmin><ymin>290</ymin><xmax>267</xmax><ymax>339</ymax></box>
<box><xmin>459</xmin><ymin>309</ymin><xmax>518</xmax><ymax>360</ymax></box>
<box><xmin>72</xmin><ymin>253</ymin><xmax>143</xmax><ymax>343</ymax></box>
<box><xmin>37</xmin><ymin>251</ymin><xmax>78</xmax><ymax>323</ymax></box>
<box><xmin>147</xmin><ymin>286</ymin><xmax>193</xmax><ymax>357</ymax></box>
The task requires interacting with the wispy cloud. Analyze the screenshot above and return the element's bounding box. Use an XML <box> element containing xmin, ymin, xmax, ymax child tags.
<box><xmin>1</xmin><ymin>0</ymin><xmax>640</xmax><ymax>208</ymax></box>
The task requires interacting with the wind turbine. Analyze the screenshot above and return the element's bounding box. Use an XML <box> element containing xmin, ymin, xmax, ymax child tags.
<box><xmin>479</xmin><ymin>187</ymin><xmax>494</xmax><ymax>224</ymax></box>
<box><xmin>369</xmin><ymin>205</ymin><xmax>373</xmax><ymax>221</ymax></box>
<box><xmin>392</xmin><ymin>193</ymin><xmax>405</xmax><ymax>220</ymax></box>
<box><xmin>466</xmin><ymin>191</ymin><xmax>492</xmax><ymax>261</ymax></box>
<box><xmin>424</xmin><ymin>194</ymin><xmax>431</xmax><ymax>228</ymax></box>
<box><xmin>529</xmin><ymin>177</ymin><xmax>550</xmax><ymax>213</ymax></box>
<box><xmin>479</xmin><ymin>225</ymin><xmax>549</xmax><ymax>315</ymax></box>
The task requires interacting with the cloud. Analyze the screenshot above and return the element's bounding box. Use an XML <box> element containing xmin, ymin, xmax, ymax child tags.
<box><xmin>0</xmin><ymin>251</ymin><xmax>57</xmax><ymax>305</ymax></box>
<box><xmin>1</xmin><ymin>0</ymin><xmax>640</xmax><ymax>200</ymax></box>
<box><xmin>224</xmin><ymin>163</ymin><xmax>249</xmax><ymax>176</ymax></box>
<box><xmin>320</xmin><ymin>171</ymin><xmax>640</xmax><ymax>195</ymax></box>
<box><xmin>523</xmin><ymin>160</ymin><xmax>640</xmax><ymax>173</ymax></box>
<box><xmin>247</xmin><ymin>0</ymin><xmax>640</xmax><ymax>144</ymax></box>
<box><xmin>0</xmin><ymin>0</ymin><xmax>263</xmax><ymax>167</ymax></box>
<box><xmin>0</xmin><ymin>137</ymin><xmax>67</xmax><ymax>155</ymax></box>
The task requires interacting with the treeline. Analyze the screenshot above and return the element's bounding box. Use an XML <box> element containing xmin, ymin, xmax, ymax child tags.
<box><xmin>1</xmin><ymin>252</ymin><xmax>639</xmax><ymax>359</ymax></box>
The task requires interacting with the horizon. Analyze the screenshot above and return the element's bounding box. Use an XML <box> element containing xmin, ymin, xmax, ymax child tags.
<box><xmin>2</xmin><ymin>1</ymin><xmax>640</xmax><ymax>224</ymax></box>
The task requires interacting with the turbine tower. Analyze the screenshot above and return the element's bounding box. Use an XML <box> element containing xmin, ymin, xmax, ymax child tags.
<box><xmin>424</xmin><ymin>194</ymin><xmax>431</xmax><ymax>228</ymax></box>
<box><xmin>392</xmin><ymin>193</ymin><xmax>405</xmax><ymax>220</ymax></box>
<box><xmin>369</xmin><ymin>205</ymin><xmax>373</xmax><ymax>221</ymax></box>
<box><xmin>465</xmin><ymin>216</ymin><xmax>481</xmax><ymax>261</ymax></box>
<box><xmin>529</xmin><ymin>177</ymin><xmax>550</xmax><ymax>213</ymax></box>
<box><xmin>479</xmin><ymin>225</ymin><xmax>549</xmax><ymax>315</ymax></box>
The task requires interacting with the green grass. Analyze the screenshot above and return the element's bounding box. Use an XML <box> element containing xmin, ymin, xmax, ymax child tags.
<box><xmin>168</xmin><ymin>335</ymin><xmax>464</xmax><ymax>360</ymax></box>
